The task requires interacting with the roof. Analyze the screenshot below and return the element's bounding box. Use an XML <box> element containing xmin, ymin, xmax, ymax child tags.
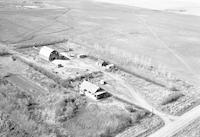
<box><xmin>94</xmin><ymin>91</ymin><xmax>106</xmax><ymax>95</ymax></box>
<box><xmin>80</xmin><ymin>81</ymin><xmax>100</xmax><ymax>94</ymax></box>
<box><xmin>39</xmin><ymin>46</ymin><xmax>57</xmax><ymax>61</ymax></box>
<box><xmin>60</xmin><ymin>52</ymin><xmax>72</xmax><ymax>59</ymax></box>
<box><xmin>97</xmin><ymin>60</ymin><xmax>108</xmax><ymax>66</ymax></box>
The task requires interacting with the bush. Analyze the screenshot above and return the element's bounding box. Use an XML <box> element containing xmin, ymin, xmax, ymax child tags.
<box><xmin>161</xmin><ymin>93</ymin><xmax>184</xmax><ymax>105</ymax></box>
<box><xmin>16</xmin><ymin>38</ymin><xmax>68</xmax><ymax>49</ymax></box>
<box><xmin>0</xmin><ymin>111</ymin><xmax>32</xmax><ymax>137</ymax></box>
<box><xmin>0</xmin><ymin>48</ymin><xmax>11</xmax><ymax>56</ymax></box>
<box><xmin>125</xmin><ymin>105</ymin><xmax>137</xmax><ymax>113</ymax></box>
<box><xmin>55</xmin><ymin>94</ymin><xmax>86</xmax><ymax>122</ymax></box>
<box><xmin>63</xmin><ymin>104</ymin><xmax>140</xmax><ymax>137</ymax></box>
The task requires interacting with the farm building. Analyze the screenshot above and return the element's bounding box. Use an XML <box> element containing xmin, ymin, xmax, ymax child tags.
<box><xmin>79</xmin><ymin>81</ymin><xmax>108</xmax><ymax>100</ymax></box>
<box><xmin>96</xmin><ymin>59</ymin><xmax>109</xmax><ymax>67</ymax></box>
<box><xmin>39</xmin><ymin>46</ymin><xmax>70</xmax><ymax>61</ymax></box>
<box><xmin>96</xmin><ymin>59</ymin><xmax>115</xmax><ymax>71</ymax></box>
<box><xmin>39</xmin><ymin>46</ymin><xmax>60</xmax><ymax>61</ymax></box>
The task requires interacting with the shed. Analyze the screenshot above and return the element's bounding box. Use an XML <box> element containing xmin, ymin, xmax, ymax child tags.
<box><xmin>39</xmin><ymin>46</ymin><xmax>59</xmax><ymax>61</ymax></box>
<box><xmin>77</xmin><ymin>54</ymin><xmax>87</xmax><ymax>58</ymax></box>
<box><xmin>96</xmin><ymin>59</ymin><xmax>108</xmax><ymax>67</ymax></box>
<box><xmin>80</xmin><ymin>81</ymin><xmax>100</xmax><ymax>94</ymax></box>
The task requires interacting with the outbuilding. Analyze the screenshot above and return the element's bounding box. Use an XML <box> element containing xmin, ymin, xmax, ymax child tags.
<box><xmin>96</xmin><ymin>59</ymin><xmax>108</xmax><ymax>67</ymax></box>
<box><xmin>39</xmin><ymin>46</ymin><xmax>59</xmax><ymax>61</ymax></box>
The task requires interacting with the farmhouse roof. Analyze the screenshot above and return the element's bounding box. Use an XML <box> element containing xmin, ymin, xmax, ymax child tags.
<box><xmin>80</xmin><ymin>81</ymin><xmax>100</xmax><ymax>93</ymax></box>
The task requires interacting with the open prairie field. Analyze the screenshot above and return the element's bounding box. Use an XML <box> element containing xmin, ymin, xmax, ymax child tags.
<box><xmin>93</xmin><ymin>0</ymin><xmax>200</xmax><ymax>16</ymax></box>
<box><xmin>1</xmin><ymin>0</ymin><xmax>200</xmax><ymax>87</ymax></box>
<box><xmin>1</xmin><ymin>0</ymin><xmax>200</xmax><ymax>137</ymax></box>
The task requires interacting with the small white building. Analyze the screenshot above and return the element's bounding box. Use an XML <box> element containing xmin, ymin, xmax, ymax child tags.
<box><xmin>79</xmin><ymin>81</ymin><xmax>107</xmax><ymax>100</ymax></box>
<box><xmin>96</xmin><ymin>59</ymin><xmax>108</xmax><ymax>67</ymax></box>
<box><xmin>105</xmin><ymin>64</ymin><xmax>115</xmax><ymax>70</ymax></box>
<box><xmin>96</xmin><ymin>59</ymin><xmax>115</xmax><ymax>71</ymax></box>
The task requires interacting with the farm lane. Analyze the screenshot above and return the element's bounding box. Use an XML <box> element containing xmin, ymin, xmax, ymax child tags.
<box><xmin>104</xmin><ymin>71</ymin><xmax>177</xmax><ymax>124</ymax></box>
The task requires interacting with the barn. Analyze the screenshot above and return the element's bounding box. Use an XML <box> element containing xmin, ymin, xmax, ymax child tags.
<box><xmin>39</xmin><ymin>46</ymin><xmax>60</xmax><ymax>61</ymax></box>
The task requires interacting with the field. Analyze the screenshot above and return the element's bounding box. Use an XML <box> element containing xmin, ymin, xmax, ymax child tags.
<box><xmin>93</xmin><ymin>0</ymin><xmax>200</xmax><ymax>16</ymax></box>
<box><xmin>0</xmin><ymin>75</ymin><xmax>85</xmax><ymax>137</ymax></box>
<box><xmin>1</xmin><ymin>0</ymin><xmax>200</xmax><ymax>87</ymax></box>
<box><xmin>1</xmin><ymin>0</ymin><xmax>200</xmax><ymax>88</ymax></box>
<box><xmin>1</xmin><ymin>0</ymin><xmax>200</xmax><ymax>137</ymax></box>
<box><xmin>173</xmin><ymin>117</ymin><xmax>200</xmax><ymax>137</ymax></box>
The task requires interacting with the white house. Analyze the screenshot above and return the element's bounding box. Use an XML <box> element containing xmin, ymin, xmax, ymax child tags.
<box><xmin>79</xmin><ymin>81</ymin><xmax>108</xmax><ymax>100</ymax></box>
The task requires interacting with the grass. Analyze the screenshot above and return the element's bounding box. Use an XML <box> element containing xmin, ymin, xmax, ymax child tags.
<box><xmin>0</xmin><ymin>110</ymin><xmax>32</xmax><ymax>137</ymax></box>
<box><xmin>13</xmin><ymin>55</ymin><xmax>66</xmax><ymax>85</ymax></box>
<box><xmin>161</xmin><ymin>92</ymin><xmax>184</xmax><ymax>105</ymax></box>
<box><xmin>173</xmin><ymin>117</ymin><xmax>200</xmax><ymax>137</ymax></box>
<box><xmin>0</xmin><ymin>48</ymin><xmax>11</xmax><ymax>56</ymax></box>
<box><xmin>79</xmin><ymin>42</ymin><xmax>192</xmax><ymax>90</ymax></box>
<box><xmin>0</xmin><ymin>78</ymin><xmax>35</xmax><ymax>137</ymax></box>
<box><xmin>62</xmin><ymin>103</ymin><xmax>148</xmax><ymax>137</ymax></box>
<box><xmin>15</xmin><ymin>38</ymin><xmax>68</xmax><ymax>49</ymax></box>
<box><xmin>55</xmin><ymin>93</ymin><xmax>86</xmax><ymax>122</ymax></box>
<box><xmin>0</xmin><ymin>75</ymin><xmax>87</xmax><ymax>137</ymax></box>
<box><xmin>90</xmin><ymin>43</ymin><xmax>173</xmax><ymax>78</ymax></box>
<box><xmin>39</xmin><ymin>88</ymin><xmax>86</xmax><ymax>123</ymax></box>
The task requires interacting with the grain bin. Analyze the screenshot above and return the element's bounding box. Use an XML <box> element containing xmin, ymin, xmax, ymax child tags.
<box><xmin>39</xmin><ymin>46</ymin><xmax>59</xmax><ymax>61</ymax></box>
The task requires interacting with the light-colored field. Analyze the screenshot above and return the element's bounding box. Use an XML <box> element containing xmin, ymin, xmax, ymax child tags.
<box><xmin>93</xmin><ymin>0</ymin><xmax>200</xmax><ymax>16</ymax></box>
<box><xmin>0</xmin><ymin>0</ymin><xmax>200</xmax><ymax>86</ymax></box>
<box><xmin>1</xmin><ymin>0</ymin><xmax>198</xmax><ymax>87</ymax></box>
